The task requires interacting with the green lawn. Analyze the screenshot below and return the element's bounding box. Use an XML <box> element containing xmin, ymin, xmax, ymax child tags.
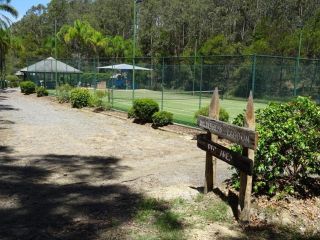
<box><xmin>48</xmin><ymin>88</ymin><xmax>267</xmax><ymax>126</ymax></box>
<box><xmin>111</xmin><ymin>89</ymin><xmax>267</xmax><ymax>125</ymax></box>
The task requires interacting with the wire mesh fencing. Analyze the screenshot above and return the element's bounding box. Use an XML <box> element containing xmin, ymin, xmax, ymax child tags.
<box><xmin>22</xmin><ymin>55</ymin><xmax>320</xmax><ymax>125</ymax></box>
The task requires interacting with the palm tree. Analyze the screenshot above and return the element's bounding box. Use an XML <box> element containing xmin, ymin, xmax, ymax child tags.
<box><xmin>0</xmin><ymin>0</ymin><xmax>18</xmax><ymax>29</ymax></box>
<box><xmin>0</xmin><ymin>29</ymin><xmax>10</xmax><ymax>88</ymax></box>
<box><xmin>59</xmin><ymin>20</ymin><xmax>93</xmax><ymax>59</ymax></box>
<box><xmin>85</xmin><ymin>30</ymin><xmax>108</xmax><ymax>69</ymax></box>
<box><xmin>0</xmin><ymin>0</ymin><xmax>18</xmax><ymax>88</ymax></box>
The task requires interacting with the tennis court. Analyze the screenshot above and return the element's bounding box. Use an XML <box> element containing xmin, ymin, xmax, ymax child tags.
<box><xmin>110</xmin><ymin>89</ymin><xmax>267</xmax><ymax>125</ymax></box>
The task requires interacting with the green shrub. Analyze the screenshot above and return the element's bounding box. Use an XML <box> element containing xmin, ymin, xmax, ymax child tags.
<box><xmin>152</xmin><ymin>111</ymin><xmax>173</xmax><ymax>127</ymax></box>
<box><xmin>89</xmin><ymin>90</ymin><xmax>110</xmax><ymax>111</ymax></box>
<box><xmin>70</xmin><ymin>88</ymin><xmax>91</xmax><ymax>108</ymax></box>
<box><xmin>36</xmin><ymin>86</ymin><xmax>49</xmax><ymax>97</ymax></box>
<box><xmin>20</xmin><ymin>81</ymin><xmax>36</xmax><ymax>94</ymax></box>
<box><xmin>57</xmin><ymin>84</ymin><xmax>73</xmax><ymax>103</ymax></box>
<box><xmin>194</xmin><ymin>105</ymin><xmax>229</xmax><ymax>122</ymax></box>
<box><xmin>89</xmin><ymin>94</ymin><xmax>102</xmax><ymax>107</ymax></box>
<box><xmin>128</xmin><ymin>107</ymin><xmax>136</xmax><ymax>119</ymax></box>
<box><xmin>231</xmin><ymin>97</ymin><xmax>320</xmax><ymax>196</ymax></box>
<box><xmin>131</xmin><ymin>98</ymin><xmax>159</xmax><ymax>122</ymax></box>
<box><xmin>6</xmin><ymin>75</ymin><xmax>19</xmax><ymax>88</ymax></box>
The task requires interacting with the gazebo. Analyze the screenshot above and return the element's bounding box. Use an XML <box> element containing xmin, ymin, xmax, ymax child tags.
<box><xmin>97</xmin><ymin>63</ymin><xmax>152</xmax><ymax>89</ymax></box>
<box><xmin>20</xmin><ymin>57</ymin><xmax>82</xmax><ymax>89</ymax></box>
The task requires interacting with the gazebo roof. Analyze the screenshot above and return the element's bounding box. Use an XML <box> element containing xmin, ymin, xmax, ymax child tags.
<box><xmin>97</xmin><ymin>63</ymin><xmax>152</xmax><ymax>71</ymax></box>
<box><xmin>20</xmin><ymin>57</ymin><xmax>82</xmax><ymax>74</ymax></box>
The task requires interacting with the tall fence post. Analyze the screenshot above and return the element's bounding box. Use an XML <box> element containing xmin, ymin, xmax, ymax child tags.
<box><xmin>251</xmin><ymin>54</ymin><xmax>257</xmax><ymax>97</ymax></box>
<box><xmin>293</xmin><ymin>57</ymin><xmax>300</xmax><ymax>97</ymax></box>
<box><xmin>204</xmin><ymin>87</ymin><xmax>220</xmax><ymax>193</ymax></box>
<box><xmin>239</xmin><ymin>91</ymin><xmax>255</xmax><ymax>222</ymax></box>
<box><xmin>132</xmin><ymin>57</ymin><xmax>136</xmax><ymax>103</ymax></box>
<box><xmin>199</xmin><ymin>57</ymin><xmax>203</xmax><ymax>109</ymax></box>
<box><xmin>193</xmin><ymin>55</ymin><xmax>196</xmax><ymax>95</ymax></box>
<box><xmin>93</xmin><ymin>58</ymin><xmax>97</xmax><ymax>91</ymax></box>
<box><xmin>161</xmin><ymin>57</ymin><xmax>164</xmax><ymax>111</ymax></box>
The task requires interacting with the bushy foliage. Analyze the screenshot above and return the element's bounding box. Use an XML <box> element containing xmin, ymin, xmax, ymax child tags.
<box><xmin>57</xmin><ymin>84</ymin><xmax>73</xmax><ymax>103</ymax></box>
<box><xmin>128</xmin><ymin>107</ymin><xmax>136</xmax><ymax>119</ymax></box>
<box><xmin>36</xmin><ymin>86</ymin><xmax>48</xmax><ymax>97</ymax></box>
<box><xmin>70</xmin><ymin>88</ymin><xmax>91</xmax><ymax>108</ymax></box>
<box><xmin>131</xmin><ymin>98</ymin><xmax>159</xmax><ymax>122</ymax></box>
<box><xmin>6</xmin><ymin>75</ymin><xmax>19</xmax><ymax>88</ymax></box>
<box><xmin>88</xmin><ymin>90</ymin><xmax>110</xmax><ymax>110</ymax></box>
<box><xmin>152</xmin><ymin>111</ymin><xmax>173</xmax><ymax>127</ymax></box>
<box><xmin>231</xmin><ymin>97</ymin><xmax>320</xmax><ymax>196</ymax></box>
<box><xmin>194</xmin><ymin>105</ymin><xmax>229</xmax><ymax>122</ymax></box>
<box><xmin>20</xmin><ymin>81</ymin><xmax>36</xmax><ymax>94</ymax></box>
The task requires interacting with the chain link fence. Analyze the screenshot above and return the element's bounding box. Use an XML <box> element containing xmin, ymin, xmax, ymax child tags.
<box><xmin>22</xmin><ymin>55</ymin><xmax>320</xmax><ymax>125</ymax></box>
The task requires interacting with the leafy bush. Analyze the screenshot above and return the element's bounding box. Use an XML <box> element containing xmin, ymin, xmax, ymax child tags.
<box><xmin>128</xmin><ymin>107</ymin><xmax>136</xmax><ymax>119</ymax></box>
<box><xmin>20</xmin><ymin>81</ymin><xmax>36</xmax><ymax>94</ymax></box>
<box><xmin>36</xmin><ymin>86</ymin><xmax>49</xmax><ymax>97</ymax></box>
<box><xmin>131</xmin><ymin>98</ymin><xmax>159</xmax><ymax>122</ymax></box>
<box><xmin>231</xmin><ymin>97</ymin><xmax>320</xmax><ymax>196</ymax></box>
<box><xmin>6</xmin><ymin>75</ymin><xmax>19</xmax><ymax>88</ymax></box>
<box><xmin>194</xmin><ymin>105</ymin><xmax>229</xmax><ymax>122</ymax></box>
<box><xmin>152</xmin><ymin>111</ymin><xmax>173</xmax><ymax>127</ymax></box>
<box><xmin>70</xmin><ymin>88</ymin><xmax>91</xmax><ymax>108</ymax></box>
<box><xmin>88</xmin><ymin>90</ymin><xmax>110</xmax><ymax>111</ymax></box>
<box><xmin>57</xmin><ymin>84</ymin><xmax>73</xmax><ymax>103</ymax></box>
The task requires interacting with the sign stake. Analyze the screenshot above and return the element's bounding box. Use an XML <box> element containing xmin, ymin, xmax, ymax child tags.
<box><xmin>197</xmin><ymin>90</ymin><xmax>257</xmax><ymax>223</ymax></box>
<box><xmin>239</xmin><ymin>91</ymin><xmax>255</xmax><ymax>222</ymax></box>
<box><xmin>204</xmin><ymin>87</ymin><xmax>219</xmax><ymax>193</ymax></box>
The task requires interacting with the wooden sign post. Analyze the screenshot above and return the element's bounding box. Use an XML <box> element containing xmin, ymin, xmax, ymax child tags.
<box><xmin>204</xmin><ymin>87</ymin><xmax>220</xmax><ymax>193</ymax></box>
<box><xmin>197</xmin><ymin>88</ymin><xmax>257</xmax><ymax>222</ymax></box>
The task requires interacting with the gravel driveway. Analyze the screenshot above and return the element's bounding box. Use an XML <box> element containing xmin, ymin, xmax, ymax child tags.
<box><xmin>0</xmin><ymin>89</ymin><xmax>231</xmax><ymax>239</ymax></box>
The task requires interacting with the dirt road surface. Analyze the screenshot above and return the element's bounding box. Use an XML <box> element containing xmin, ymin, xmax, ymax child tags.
<box><xmin>0</xmin><ymin>89</ymin><xmax>231</xmax><ymax>239</ymax></box>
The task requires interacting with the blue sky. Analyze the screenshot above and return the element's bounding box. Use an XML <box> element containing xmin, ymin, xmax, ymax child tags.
<box><xmin>10</xmin><ymin>0</ymin><xmax>50</xmax><ymax>21</ymax></box>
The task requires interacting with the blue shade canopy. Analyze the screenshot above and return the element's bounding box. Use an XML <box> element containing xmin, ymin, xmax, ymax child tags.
<box><xmin>97</xmin><ymin>64</ymin><xmax>152</xmax><ymax>71</ymax></box>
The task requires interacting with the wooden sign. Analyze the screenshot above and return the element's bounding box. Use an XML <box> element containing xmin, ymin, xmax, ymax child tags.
<box><xmin>197</xmin><ymin>115</ymin><xmax>258</xmax><ymax>150</ymax></box>
<box><xmin>196</xmin><ymin>87</ymin><xmax>257</xmax><ymax>223</ymax></box>
<box><xmin>197</xmin><ymin>134</ymin><xmax>253</xmax><ymax>175</ymax></box>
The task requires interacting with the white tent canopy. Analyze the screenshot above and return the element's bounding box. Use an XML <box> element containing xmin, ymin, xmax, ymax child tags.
<box><xmin>20</xmin><ymin>57</ymin><xmax>82</xmax><ymax>73</ymax></box>
<box><xmin>97</xmin><ymin>63</ymin><xmax>152</xmax><ymax>71</ymax></box>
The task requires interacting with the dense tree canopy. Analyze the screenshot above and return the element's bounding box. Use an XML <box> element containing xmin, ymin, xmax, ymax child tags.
<box><xmin>5</xmin><ymin>0</ymin><xmax>320</xmax><ymax>72</ymax></box>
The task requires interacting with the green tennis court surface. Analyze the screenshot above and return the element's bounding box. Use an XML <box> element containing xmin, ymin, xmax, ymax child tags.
<box><xmin>110</xmin><ymin>89</ymin><xmax>267</xmax><ymax>125</ymax></box>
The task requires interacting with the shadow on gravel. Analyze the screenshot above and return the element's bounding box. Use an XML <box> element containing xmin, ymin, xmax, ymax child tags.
<box><xmin>0</xmin><ymin>104</ymin><xmax>19</xmax><ymax>111</ymax></box>
<box><xmin>0</xmin><ymin>90</ymin><xmax>19</xmax><ymax>112</ymax></box>
<box><xmin>0</xmin><ymin>152</ymin><xmax>143</xmax><ymax>240</ymax></box>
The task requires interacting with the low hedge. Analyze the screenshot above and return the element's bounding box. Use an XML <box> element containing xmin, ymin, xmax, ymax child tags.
<box><xmin>20</xmin><ymin>81</ymin><xmax>36</xmax><ymax>95</ymax></box>
<box><xmin>152</xmin><ymin>111</ymin><xmax>173</xmax><ymax>127</ymax></box>
<box><xmin>70</xmin><ymin>88</ymin><xmax>91</xmax><ymax>108</ymax></box>
<box><xmin>194</xmin><ymin>105</ymin><xmax>229</xmax><ymax>122</ymax></box>
<box><xmin>36</xmin><ymin>86</ymin><xmax>49</xmax><ymax>97</ymax></box>
<box><xmin>130</xmin><ymin>98</ymin><xmax>159</xmax><ymax>122</ymax></box>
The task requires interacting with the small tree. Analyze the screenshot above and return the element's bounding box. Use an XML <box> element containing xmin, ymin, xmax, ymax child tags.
<box><xmin>231</xmin><ymin>97</ymin><xmax>320</xmax><ymax>196</ymax></box>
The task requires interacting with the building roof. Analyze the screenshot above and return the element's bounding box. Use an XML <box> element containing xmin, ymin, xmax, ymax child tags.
<box><xmin>20</xmin><ymin>57</ymin><xmax>82</xmax><ymax>74</ymax></box>
<box><xmin>97</xmin><ymin>63</ymin><xmax>152</xmax><ymax>71</ymax></box>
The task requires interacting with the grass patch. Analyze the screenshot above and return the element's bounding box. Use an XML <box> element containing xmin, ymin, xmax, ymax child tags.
<box><xmin>171</xmin><ymin>197</ymin><xmax>187</xmax><ymax>207</ymax></box>
<box><xmin>133</xmin><ymin>198</ymin><xmax>185</xmax><ymax>240</ymax></box>
<box><xmin>198</xmin><ymin>201</ymin><xmax>232</xmax><ymax>223</ymax></box>
<box><xmin>194</xmin><ymin>193</ymin><xmax>204</xmax><ymax>203</ymax></box>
